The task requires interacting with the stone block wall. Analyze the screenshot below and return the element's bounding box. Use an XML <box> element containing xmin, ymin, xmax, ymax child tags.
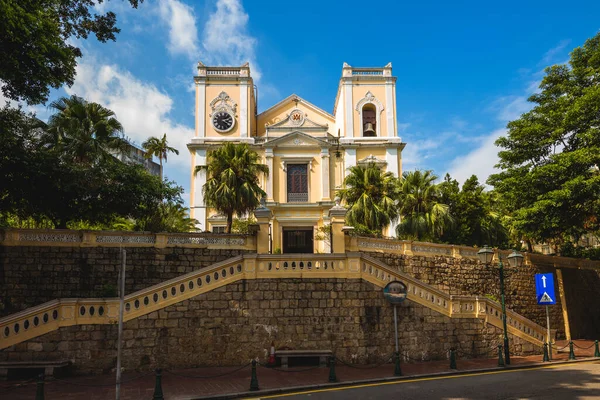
<box><xmin>0</xmin><ymin>279</ymin><xmax>538</xmax><ymax>375</ymax></box>
<box><xmin>366</xmin><ymin>252</ymin><xmax>568</xmax><ymax>339</ymax></box>
<box><xmin>0</xmin><ymin>246</ymin><xmax>251</xmax><ymax>317</ymax></box>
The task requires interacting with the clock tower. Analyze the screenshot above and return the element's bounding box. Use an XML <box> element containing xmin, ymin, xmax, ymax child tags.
<box><xmin>188</xmin><ymin>62</ymin><xmax>256</xmax><ymax>229</ymax></box>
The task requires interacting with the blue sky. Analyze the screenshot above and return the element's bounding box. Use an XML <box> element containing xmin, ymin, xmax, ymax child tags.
<box><xmin>5</xmin><ymin>0</ymin><xmax>600</xmax><ymax>205</ymax></box>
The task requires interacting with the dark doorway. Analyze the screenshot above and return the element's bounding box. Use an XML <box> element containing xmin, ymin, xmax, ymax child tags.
<box><xmin>283</xmin><ymin>228</ymin><xmax>314</xmax><ymax>253</ymax></box>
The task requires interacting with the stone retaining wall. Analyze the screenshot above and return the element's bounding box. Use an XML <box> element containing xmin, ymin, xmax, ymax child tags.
<box><xmin>0</xmin><ymin>279</ymin><xmax>536</xmax><ymax>374</ymax></box>
<box><xmin>365</xmin><ymin>252</ymin><xmax>569</xmax><ymax>339</ymax></box>
<box><xmin>0</xmin><ymin>246</ymin><xmax>251</xmax><ymax>317</ymax></box>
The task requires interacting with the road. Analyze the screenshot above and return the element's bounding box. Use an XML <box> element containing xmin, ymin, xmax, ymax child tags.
<box><xmin>255</xmin><ymin>360</ymin><xmax>600</xmax><ymax>400</ymax></box>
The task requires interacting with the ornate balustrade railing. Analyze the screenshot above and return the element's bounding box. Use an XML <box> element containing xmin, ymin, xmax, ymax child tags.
<box><xmin>0</xmin><ymin>229</ymin><xmax>256</xmax><ymax>250</ymax></box>
<box><xmin>0</xmin><ymin>253</ymin><xmax>547</xmax><ymax>350</ymax></box>
<box><xmin>352</xmin><ymin>236</ymin><xmax>600</xmax><ymax>270</ymax></box>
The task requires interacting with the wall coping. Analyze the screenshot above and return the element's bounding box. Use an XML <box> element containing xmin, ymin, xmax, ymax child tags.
<box><xmin>0</xmin><ymin>228</ymin><xmax>256</xmax><ymax>251</ymax></box>
<box><xmin>350</xmin><ymin>236</ymin><xmax>600</xmax><ymax>270</ymax></box>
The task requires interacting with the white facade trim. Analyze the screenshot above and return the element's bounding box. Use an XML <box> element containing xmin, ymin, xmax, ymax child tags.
<box><xmin>265</xmin><ymin>148</ymin><xmax>274</xmax><ymax>201</ymax></box>
<box><xmin>344</xmin><ymin>83</ymin><xmax>353</xmax><ymax>137</ymax></box>
<box><xmin>240</xmin><ymin>80</ymin><xmax>249</xmax><ymax>138</ymax></box>
<box><xmin>385</xmin><ymin>78</ymin><xmax>395</xmax><ymax>137</ymax></box>
<box><xmin>385</xmin><ymin>147</ymin><xmax>399</xmax><ymax>177</ymax></box>
<box><xmin>321</xmin><ymin>148</ymin><xmax>330</xmax><ymax>200</ymax></box>
<box><xmin>196</xmin><ymin>81</ymin><xmax>206</xmax><ymax>138</ymax></box>
<box><xmin>344</xmin><ymin>148</ymin><xmax>357</xmax><ymax>177</ymax></box>
<box><xmin>193</xmin><ymin>148</ymin><xmax>207</xmax><ymax>229</ymax></box>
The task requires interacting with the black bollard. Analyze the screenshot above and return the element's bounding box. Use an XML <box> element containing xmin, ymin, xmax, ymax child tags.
<box><xmin>328</xmin><ymin>356</ymin><xmax>337</xmax><ymax>383</ymax></box>
<box><xmin>543</xmin><ymin>343</ymin><xmax>550</xmax><ymax>362</ymax></box>
<box><xmin>449</xmin><ymin>349</ymin><xmax>457</xmax><ymax>370</ymax></box>
<box><xmin>153</xmin><ymin>369</ymin><xmax>164</xmax><ymax>400</ymax></box>
<box><xmin>249</xmin><ymin>360</ymin><xmax>259</xmax><ymax>391</ymax></box>
<box><xmin>394</xmin><ymin>351</ymin><xmax>402</xmax><ymax>377</ymax></box>
<box><xmin>595</xmin><ymin>340</ymin><xmax>600</xmax><ymax>358</ymax></box>
<box><xmin>35</xmin><ymin>373</ymin><xmax>45</xmax><ymax>400</ymax></box>
<box><xmin>569</xmin><ymin>341</ymin><xmax>576</xmax><ymax>360</ymax></box>
<box><xmin>498</xmin><ymin>345</ymin><xmax>505</xmax><ymax>367</ymax></box>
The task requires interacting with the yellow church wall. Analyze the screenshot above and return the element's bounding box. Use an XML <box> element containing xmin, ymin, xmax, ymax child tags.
<box><xmin>272</xmin><ymin>150</ymin><xmax>322</xmax><ymax>204</ymax></box>
<box><xmin>257</xmin><ymin>101</ymin><xmax>334</xmax><ymax>137</ymax></box>
<box><xmin>205</xmin><ymin>85</ymin><xmax>242</xmax><ymax>138</ymax></box>
<box><xmin>356</xmin><ymin>147</ymin><xmax>387</xmax><ymax>162</ymax></box>
<box><xmin>351</xmin><ymin>84</ymin><xmax>388</xmax><ymax>138</ymax></box>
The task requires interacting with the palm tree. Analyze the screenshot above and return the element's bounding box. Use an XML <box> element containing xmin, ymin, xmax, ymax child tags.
<box><xmin>396</xmin><ymin>170</ymin><xmax>452</xmax><ymax>241</ymax></box>
<box><xmin>337</xmin><ymin>163</ymin><xmax>399</xmax><ymax>233</ymax></box>
<box><xmin>45</xmin><ymin>95</ymin><xmax>125</xmax><ymax>164</ymax></box>
<box><xmin>194</xmin><ymin>143</ymin><xmax>268</xmax><ymax>233</ymax></box>
<box><xmin>142</xmin><ymin>133</ymin><xmax>179</xmax><ymax>181</ymax></box>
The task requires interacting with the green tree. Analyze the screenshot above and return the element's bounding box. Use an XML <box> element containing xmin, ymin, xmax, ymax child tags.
<box><xmin>338</xmin><ymin>164</ymin><xmax>398</xmax><ymax>234</ymax></box>
<box><xmin>0</xmin><ymin>0</ymin><xmax>143</xmax><ymax>105</ymax></box>
<box><xmin>194</xmin><ymin>143</ymin><xmax>268</xmax><ymax>233</ymax></box>
<box><xmin>134</xmin><ymin>203</ymin><xmax>198</xmax><ymax>233</ymax></box>
<box><xmin>44</xmin><ymin>95</ymin><xmax>126</xmax><ymax>164</ymax></box>
<box><xmin>142</xmin><ymin>133</ymin><xmax>179</xmax><ymax>181</ymax></box>
<box><xmin>396</xmin><ymin>170</ymin><xmax>452</xmax><ymax>241</ymax></box>
<box><xmin>488</xmin><ymin>33</ymin><xmax>600</xmax><ymax>250</ymax></box>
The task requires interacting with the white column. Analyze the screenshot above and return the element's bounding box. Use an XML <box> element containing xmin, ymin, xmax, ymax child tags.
<box><xmin>386</xmin><ymin>146</ymin><xmax>399</xmax><ymax>237</ymax></box>
<box><xmin>385</xmin><ymin>78</ymin><xmax>395</xmax><ymax>138</ymax></box>
<box><xmin>321</xmin><ymin>148</ymin><xmax>330</xmax><ymax>201</ymax></box>
<box><xmin>240</xmin><ymin>79</ymin><xmax>249</xmax><ymax>138</ymax></box>
<box><xmin>344</xmin><ymin>82</ymin><xmax>354</xmax><ymax>137</ymax></box>
<box><xmin>193</xmin><ymin>148</ymin><xmax>207</xmax><ymax>230</ymax></box>
<box><xmin>344</xmin><ymin>148</ymin><xmax>356</xmax><ymax>177</ymax></box>
<box><xmin>265</xmin><ymin>148</ymin><xmax>274</xmax><ymax>201</ymax></box>
<box><xmin>386</xmin><ymin>147</ymin><xmax>399</xmax><ymax>177</ymax></box>
<box><xmin>196</xmin><ymin>79</ymin><xmax>206</xmax><ymax>138</ymax></box>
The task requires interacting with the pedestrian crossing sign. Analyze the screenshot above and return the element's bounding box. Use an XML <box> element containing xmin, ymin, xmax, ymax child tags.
<box><xmin>535</xmin><ymin>273</ymin><xmax>556</xmax><ymax>305</ymax></box>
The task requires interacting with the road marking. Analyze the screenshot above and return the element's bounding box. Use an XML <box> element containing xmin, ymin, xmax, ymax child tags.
<box><xmin>252</xmin><ymin>360</ymin><xmax>600</xmax><ymax>399</ymax></box>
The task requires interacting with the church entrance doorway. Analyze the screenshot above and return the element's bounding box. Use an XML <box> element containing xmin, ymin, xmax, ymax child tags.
<box><xmin>282</xmin><ymin>228</ymin><xmax>314</xmax><ymax>253</ymax></box>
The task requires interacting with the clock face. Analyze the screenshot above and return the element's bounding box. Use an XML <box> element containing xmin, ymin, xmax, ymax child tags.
<box><xmin>212</xmin><ymin>111</ymin><xmax>234</xmax><ymax>132</ymax></box>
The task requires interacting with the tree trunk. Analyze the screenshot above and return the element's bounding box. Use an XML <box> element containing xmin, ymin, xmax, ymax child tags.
<box><xmin>159</xmin><ymin>158</ymin><xmax>163</xmax><ymax>182</ymax></box>
<box><xmin>526</xmin><ymin>239</ymin><xmax>533</xmax><ymax>253</ymax></box>
<box><xmin>226</xmin><ymin>212</ymin><xmax>233</xmax><ymax>234</ymax></box>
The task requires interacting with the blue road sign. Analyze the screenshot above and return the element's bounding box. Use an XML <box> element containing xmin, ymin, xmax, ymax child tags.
<box><xmin>535</xmin><ymin>273</ymin><xmax>556</xmax><ymax>305</ymax></box>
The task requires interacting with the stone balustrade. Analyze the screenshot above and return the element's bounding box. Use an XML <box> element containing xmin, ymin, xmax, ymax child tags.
<box><xmin>0</xmin><ymin>228</ymin><xmax>256</xmax><ymax>250</ymax></box>
<box><xmin>352</xmin><ymin>236</ymin><xmax>600</xmax><ymax>270</ymax></box>
<box><xmin>0</xmin><ymin>253</ymin><xmax>547</xmax><ymax>351</ymax></box>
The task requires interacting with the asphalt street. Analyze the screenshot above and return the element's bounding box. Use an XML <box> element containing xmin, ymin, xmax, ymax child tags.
<box><xmin>256</xmin><ymin>360</ymin><xmax>600</xmax><ymax>400</ymax></box>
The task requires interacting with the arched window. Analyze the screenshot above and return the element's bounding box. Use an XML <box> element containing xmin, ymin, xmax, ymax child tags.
<box><xmin>362</xmin><ymin>104</ymin><xmax>376</xmax><ymax>137</ymax></box>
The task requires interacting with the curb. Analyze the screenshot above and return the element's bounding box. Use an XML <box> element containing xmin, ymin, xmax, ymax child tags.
<box><xmin>189</xmin><ymin>357</ymin><xmax>600</xmax><ymax>400</ymax></box>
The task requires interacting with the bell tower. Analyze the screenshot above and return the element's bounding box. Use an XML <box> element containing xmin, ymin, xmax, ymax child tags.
<box><xmin>189</xmin><ymin>62</ymin><xmax>256</xmax><ymax>230</ymax></box>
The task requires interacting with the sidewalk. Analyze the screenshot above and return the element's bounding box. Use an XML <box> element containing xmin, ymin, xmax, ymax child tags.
<box><xmin>1</xmin><ymin>340</ymin><xmax>597</xmax><ymax>400</ymax></box>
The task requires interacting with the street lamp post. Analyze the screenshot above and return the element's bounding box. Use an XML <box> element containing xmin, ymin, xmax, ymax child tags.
<box><xmin>477</xmin><ymin>246</ymin><xmax>524</xmax><ymax>366</ymax></box>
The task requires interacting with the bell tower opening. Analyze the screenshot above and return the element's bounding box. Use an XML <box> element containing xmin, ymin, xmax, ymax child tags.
<box><xmin>362</xmin><ymin>104</ymin><xmax>377</xmax><ymax>137</ymax></box>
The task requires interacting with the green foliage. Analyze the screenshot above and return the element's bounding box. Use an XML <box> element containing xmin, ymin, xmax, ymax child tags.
<box><xmin>196</xmin><ymin>143</ymin><xmax>268</xmax><ymax>233</ymax></box>
<box><xmin>338</xmin><ymin>163</ymin><xmax>398</xmax><ymax>232</ymax></box>
<box><xmin>231</xmin><ymin>216</ymin><xmax>257</xmax><ymax>234</ymax></box>
<box><xmin>489</xmin><ymin>32</ymin><xmax>600</xmax><ymax>247</ymax></box>
<box><xmin>0</xmin><ymin>105</ymin><xmax>188</xmax><ymax>231</ymax></box>
<box><xmin>314</xmin><ymin>224</ymin><xmax>332</xmax><ymax>251</ymax></box>
<box><xmin>0</xmin><ymin>0</ymin><xmax>143</xmax><ymax>105</ymax></box>
<box><xmin>99</xmin><ymin>283</ymin><xmax>118</xmax><ymax>298</ymax></box>
<box><xmin>142</xmin><ymin>133</ymin><xmax>179</xmax><ymax>181</ymax></box>
<box><xmin>396</xmin><ymin>170</ymin><xmax>452</xmax><ymax>241</ymax></box>
<box><xmin>273</xmin><ymin>247</ymin><xmax>282</xmax><ymax>254</ymax></box>
<box><xmin>439</xmin><ymin>174</ymin><xmax>510</xmax><ymax>247</ymax></box>
<box><xmin>134</xmin><ymin>203</ymin><xmax>198</xmax><ymax>233</ymax></box>
<box><xmin>559</xmin><ymin>242</ymin><xmax>600</xmax><ymax>261</ymax></box>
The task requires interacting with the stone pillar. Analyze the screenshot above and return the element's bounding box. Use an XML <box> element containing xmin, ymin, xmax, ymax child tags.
<box><xmin>265</xmin><ymin>149</ymin><xmax>274</xmax><ymax>201</ymax></box>
<box><xmin>555</xmin><ymin>268</ymin><xmax>572</xmax><ymax>340</ymax></box>
<box><xmin>254</xmin><ymin>202</ymin><xmax>273</xmax><ymax>254</ymax></box>
<box><xmin>344</xmin><ymin>148</ymin><xmax>356</xmax><ymax>177</ymax></box>
<box><xmin>193</xmin><ymin>148</ymin><xmax>207</xmax><ymax>230</ymax></box>
<box><xmin>321</xmin><ymin>148</ymin><xmax>330</xmax><ymax>201</ymax></box>
<box><xmin>328</xmin><ymin>198</ymin><xmax>347</xmax><ymax>254</ymax></box>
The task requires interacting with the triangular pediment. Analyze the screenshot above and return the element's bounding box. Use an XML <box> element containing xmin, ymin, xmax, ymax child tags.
<box><xmin>264</xmin><ymin>131</ymin><xmax>329</xmax><ymax>148</ymax></box>
<box><xmin>268</xmin><ymin>114</ymin><xmax>329</xmax><ymax>131</ymax></box>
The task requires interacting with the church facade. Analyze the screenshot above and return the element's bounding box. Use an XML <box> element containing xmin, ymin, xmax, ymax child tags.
<box><xmin>188</xmin><ymin>62</ymin><xmax>405</xmax><ymax>253</ymax></box>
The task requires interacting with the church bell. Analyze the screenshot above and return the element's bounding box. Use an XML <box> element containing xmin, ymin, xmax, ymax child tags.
<box><xmin>364</xmin><ymin>122</ymin><xmax>376</xmax><ymax>136</ymax></box>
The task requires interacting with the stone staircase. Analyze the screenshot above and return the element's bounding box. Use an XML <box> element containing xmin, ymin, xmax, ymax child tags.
<box><xmin>0</xmin><ymin>253</ymin><xmax>547</xmax><ymax>350</ymax></box>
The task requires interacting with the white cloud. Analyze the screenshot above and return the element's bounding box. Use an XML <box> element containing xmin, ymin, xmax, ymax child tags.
<box><xmin>66</xmin><ymin>59</ymin><xmax>193</xmax><ymax>175</ymax></box>
<box><xmin>202</xmin><ymin>0</ymin><xmax>261</xmax><ymax>80</ymax></box>
<box><xmin>540</xmin><ymin>39</ymin><xmax>571</xmax><ymax>65</ymax></box>
<box><xmin>158</xmin><ymin>0</ymin><xmax>200</xmax><ymax>60</ymax></box>
<box><xmin>447</xmin><ymin>129</ymin><xmax>506</xmax><ymax>185</ymax></box>
<box><xmin>490</xmin><ymin>95</ymin><xmax>532</xmax><ymax>123</ymax></box>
